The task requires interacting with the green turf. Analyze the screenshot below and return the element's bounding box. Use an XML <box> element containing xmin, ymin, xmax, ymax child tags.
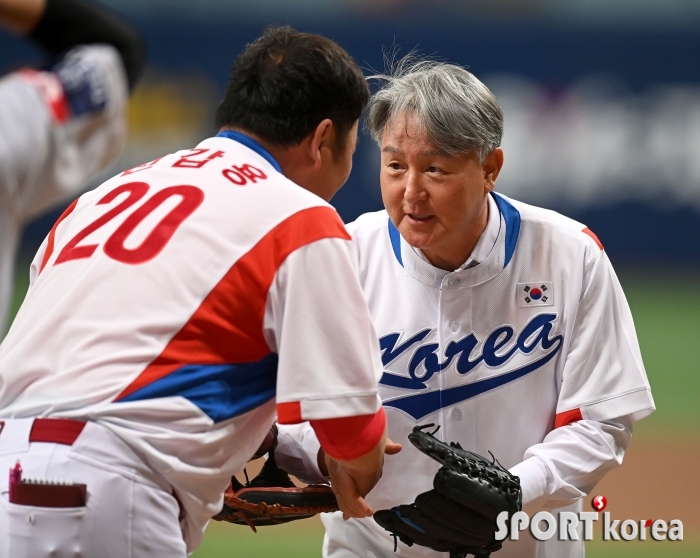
<box><xmin>615</xmin><ymin>270</ymin><xmax>700</xmax><ymax>437</ymax></box>
<box><xmin>586</xmin><ymin>537</ymin><xmax>700</xmax><ymax>557</ymax></box>
<box><xmin>191</xmin><ymin>520</ymin><xmax>325</xmax><ymax>558</ymax></box>
<box><xmin>9</xmin><ymin>256</ymin><xmax>31</xmax><ymax>323</ymax></box>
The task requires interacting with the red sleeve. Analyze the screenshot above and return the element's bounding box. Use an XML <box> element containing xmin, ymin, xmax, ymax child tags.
<box><xmin>310</xmin><ymin>407</ymin><xmax>386</xmax><ymax>461</ymax></box>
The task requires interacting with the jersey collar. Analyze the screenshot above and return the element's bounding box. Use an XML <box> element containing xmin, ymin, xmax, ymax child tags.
<box><xmin>215</xmin><ymin>130</ymin><xmax>282</xmax><ymax>173</ymax></box>
<box><xmin>388</xmin><ymin>192</ymin><xmax>521</xmax><ymax>289</ymax></box>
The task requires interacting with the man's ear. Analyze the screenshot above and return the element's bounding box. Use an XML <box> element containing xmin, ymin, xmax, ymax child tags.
<box><xmin>483</xmin><ymin>147</ymin><xmax>504</xmax><ymax>192</ymax></box>
<box><xmin>308</xmin><ymin>118</ymin><xmax>334</xmax><ymax>169</ymax></box>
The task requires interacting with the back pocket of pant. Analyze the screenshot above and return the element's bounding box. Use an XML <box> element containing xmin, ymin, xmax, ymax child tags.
<box><xmin>1</xmin><ymin>494</ymin><xmax>86</xmax><ymax>558</ymax></box>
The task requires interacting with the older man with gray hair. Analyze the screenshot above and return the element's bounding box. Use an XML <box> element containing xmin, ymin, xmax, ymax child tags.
<box><xmin>275</xmin><ymin>60</ymin><xmax>654</xmax><ymax>558</ymax></box>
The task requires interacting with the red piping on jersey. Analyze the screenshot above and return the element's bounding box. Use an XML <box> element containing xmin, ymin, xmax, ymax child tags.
<box><xmin>311</xmin><ymin>407</ymin><xmax>386</xmax><ymax>462</ymax></box>
<box><xmin>277</xmin><ymin>401</ymin><xmax>303</xmax><ymax>423</ymax></box>
<box><xmin>554</xmin><ymin>408</ymin><xmax>583</xmax><ymax>428</ymax></box>
<box><xmin>582</xmin><ymin>228</ymin><xmax>604</xmax><ymax>250</ymax></box>
<box><xmin>39</xmin><ymin>198</ymin><xmax>79</xmax><ymax>273</ymax></box>
<box><xmin>116</xmin><ymin>206</ymin><xmax>350</xmax><ymax>401</ymax></box>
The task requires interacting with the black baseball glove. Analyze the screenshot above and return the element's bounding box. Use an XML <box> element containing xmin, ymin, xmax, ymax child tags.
<box><xmin>373</xmin><ymin>424</ymin><xmax>522</xmax><ymax>558</ymax></box>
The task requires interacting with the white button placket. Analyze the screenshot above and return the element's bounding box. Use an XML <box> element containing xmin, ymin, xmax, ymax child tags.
<box><xmin>436</xmin><ymin>280</ymin><xmax>447</xmax><ymax>440</ymax></box>
<box><xmin>440</xmin><ymin>273</ymin><xmax>473</xmax><ymax>443</ymax></box>
<box><xmin>438</xmin><ymin>273</ymin><xmax>459</xmax><ymax>439</ymax></box>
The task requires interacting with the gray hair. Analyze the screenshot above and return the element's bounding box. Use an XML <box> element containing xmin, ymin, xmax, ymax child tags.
<box><xmin>366</xmin><ymin>59</ymin><xmax>503</xmax><ymax>161</ymax></box>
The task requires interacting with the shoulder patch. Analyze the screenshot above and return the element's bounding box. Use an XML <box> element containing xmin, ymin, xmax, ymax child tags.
<box><xmin>582</xmin><ymin>227</ymin><xmax>604</xmax><ymax>250</ymax></box>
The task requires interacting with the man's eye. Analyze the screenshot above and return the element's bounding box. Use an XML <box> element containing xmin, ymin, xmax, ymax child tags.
<box><xmin>427</xmin><ymin>165</ymin><xmax>439</xmax><ymax>173</ymax></box>
<box><xmin>388</xmin><ymin>162</ymin><xmax>401</xmax><ymax>170</ymax></box>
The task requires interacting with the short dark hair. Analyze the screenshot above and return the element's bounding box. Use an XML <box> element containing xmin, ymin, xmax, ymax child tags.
<box><xmin>215</xmin><ymin>26</ymin><xmax>369</xmax><ymax>150</ymax></box>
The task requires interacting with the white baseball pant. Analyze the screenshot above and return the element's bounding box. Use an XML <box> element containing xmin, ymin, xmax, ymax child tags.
<box><xmin>0</xmin><ymin>418</ymin><xmax>187</xmax><ymax>558</ymax></box>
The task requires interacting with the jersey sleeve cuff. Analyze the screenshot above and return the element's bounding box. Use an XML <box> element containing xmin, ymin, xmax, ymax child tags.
<box><xmin>509</xmin><ymin>456</ymin><xmax>551</xmax><ymax>512</ymax></box>
<box><xmin>310</xmin><ymin>407</ymin><xmax>386</xmax><ymax>462</ymax></box>
<box><xmin>277</xmin><ymin>393</ymin><xmax>381</xmax><ymax>424</ymax></box>
<box><xmin>565</xmin><ymin>387</ymin><xmax>655</xmax><ymax>425</ymax></box>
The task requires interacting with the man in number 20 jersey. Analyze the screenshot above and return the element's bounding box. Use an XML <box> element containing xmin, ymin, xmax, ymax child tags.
<box><xmin>0</xmin><ymin>28</ymin><xmax>392</xmax><ymax>557</ymax></box>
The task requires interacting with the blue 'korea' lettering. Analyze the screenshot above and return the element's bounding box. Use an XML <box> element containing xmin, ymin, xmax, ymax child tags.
<box><xmin>379</xmin><ymin>313</ymin><xmax>564</xmax><ymax>419</ymax></box>
<box><xmin>380</xmin><ymin>313</ymin><xmax>562</xmax><ymax>390</ymax></box>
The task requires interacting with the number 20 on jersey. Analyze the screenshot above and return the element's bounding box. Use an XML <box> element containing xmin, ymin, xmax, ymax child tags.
<box><xmin>52</xmin><ymin>182</ymin><xmax>203</xmax><ymax>267</ymax></box>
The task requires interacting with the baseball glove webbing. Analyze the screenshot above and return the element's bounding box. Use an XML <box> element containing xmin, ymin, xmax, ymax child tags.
<box><xmin>373</xmin><ymin>424</ymin><xmax>522</xmax><ymax>558</ymax></box>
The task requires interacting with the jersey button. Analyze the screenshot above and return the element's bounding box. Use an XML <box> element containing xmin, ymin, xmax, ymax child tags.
<box><xmin>448</xmin><ymin>276</ymin><xmax>459</xmax><ymax>286</ymax></box>
<box><xmin>451</xmin><ymin>407</ymin><xmax>463</xmax><ymax>421</ymax></box>
<box><xmin>449</xmin><ymin>321</ymin><xmax>459</xmax><ymax>332</ymax></box>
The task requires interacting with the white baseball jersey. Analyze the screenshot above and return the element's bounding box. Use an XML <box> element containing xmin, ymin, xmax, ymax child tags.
<box><xmin>0</xmin><ymin>132</ymin><xmax>383</xmax><ymax>551</ymax></box>
<box><xmin>0</xmin><ymin>44</ymin><xmax>128</xmax><ymax>336</ymax></box>
<box><xmin>278</xmin><ymin>192</ymin><xmax>655</xmax><ymax>558</ymax></box>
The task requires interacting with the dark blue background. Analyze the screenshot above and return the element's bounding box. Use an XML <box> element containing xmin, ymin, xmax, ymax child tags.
<box><xmin>3</xmin><ymin>15</ymin><xmax>700</xmax><ymax>267</ymax></box>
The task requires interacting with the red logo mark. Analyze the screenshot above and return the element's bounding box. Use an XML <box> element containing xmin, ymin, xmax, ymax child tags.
<box><xmin>222</xmin><ymin>163</ymin><xmax>267</xmax><ymax>186</ymax></box>
<box><xmin>645</xmin><ymin>519</ymin><xmax>653</xmax><ymax>527</ymax></box>
<box><xmin>592</xmin><ymin>495</ymin><xmax>607</xmax><ymax>511</ymax></box>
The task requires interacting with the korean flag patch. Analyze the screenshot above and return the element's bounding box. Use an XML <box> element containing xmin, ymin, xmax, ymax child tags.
<box><xmin>518</xmin><ymin>282</ymin><xmax>554</xmax><ymax>307</ymax></box>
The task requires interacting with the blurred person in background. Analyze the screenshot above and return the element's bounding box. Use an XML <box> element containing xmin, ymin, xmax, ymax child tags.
<box><xmin>0</xmin><ymin>0</ymin><xmax>146</xmax><ymax>335</ymax></box>
<box><xmin>275</xmin><ymin>60</ymin><xmax>655</xmax><ymax>558</ymax></box>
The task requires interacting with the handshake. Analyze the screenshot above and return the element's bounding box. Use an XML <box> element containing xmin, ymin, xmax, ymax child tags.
<box><xmin>214</xmin><ymin>421</ymin><xmax>402</xmax><ymax>526</ymax></box>
<box><xmin>215</xmin><ymin>423</ymin><xmax>521</xmax><ymax>558</ymax></box>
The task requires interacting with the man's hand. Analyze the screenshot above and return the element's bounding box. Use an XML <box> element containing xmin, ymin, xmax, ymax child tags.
<box><xmin>323</xmin><ymin>438</ymin><xmax>402</xmax><ymax>520</ymax></box>
<box><xmin>250</xmin><ymin>424</ymin><xmax>278</xmax><ymax>460</ymax></box>
<box><xmin>325</xmin><ymin>456</ymin><xmax>374</xmax><ymax>519</ymax></box>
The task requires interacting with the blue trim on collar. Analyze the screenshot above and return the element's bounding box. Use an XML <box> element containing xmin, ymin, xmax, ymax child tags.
<box><xmin>491</xmin><ymin>192</ymin><xmax>521</xmax><ymax>268</ymax></box>
<box><xmin>215</xmin><ymin>131</ymin><xmax>282</xmax><ymax>173</ymax></box>
<box><xmin>388</xmin><ymin>219</ymin><xmax>404</xmax><ymax>267</ymax></box>
<box><xmin>386</xmin><ymin>194</ymin><xmax>520</xmax><ymax>270</ymax></box>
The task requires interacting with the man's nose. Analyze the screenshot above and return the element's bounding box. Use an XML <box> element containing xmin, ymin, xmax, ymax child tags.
<box><xmin>403</xmin><ymin>171</ymin><xmax>427</xmax><ymax>203</ymax></box>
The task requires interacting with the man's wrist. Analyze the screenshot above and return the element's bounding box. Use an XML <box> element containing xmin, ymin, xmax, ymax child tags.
<box><xmin>318</xmin><ymin>447</ymin><xmax>329</xmax><ymax>476</ymax></box>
